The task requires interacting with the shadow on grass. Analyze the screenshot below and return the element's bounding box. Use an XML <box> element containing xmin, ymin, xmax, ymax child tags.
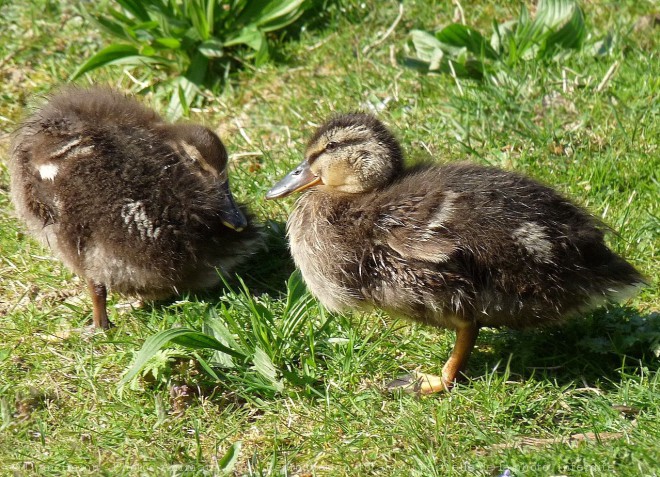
<box><xmin>137</xmin><ymin>220</ymin><xmax>294</xmax><ymax>315</ymax></box>
<box><xmin>472</xmin><ymin>306</ymin><xmax>660</xmax><ymax>389</ymax></box>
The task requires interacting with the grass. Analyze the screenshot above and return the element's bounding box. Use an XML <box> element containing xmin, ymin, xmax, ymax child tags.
<box><xmin>1</xmin><ymin>0</ymin><xmax>658</xmax><ymax>475</ymax></box>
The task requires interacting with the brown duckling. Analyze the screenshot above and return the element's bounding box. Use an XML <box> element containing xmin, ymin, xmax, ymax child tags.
<box><xmin>10</xmin><ymin>87</ymin><xmax>261</xmax><ymax>329</ymax></box>
<box><xmin>266</xmin><ymin>113</ymin><xmax>645</xmax><ymax>394</ymax></box>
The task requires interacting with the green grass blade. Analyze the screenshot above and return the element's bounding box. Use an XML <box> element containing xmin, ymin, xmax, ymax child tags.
<box><xmin>205</xmin><ymin>0</ymin><xmax>214</xmax><ymax>37</ymax></box>
<box><xmin>217</xmin><ymin>442</ymin><xmax>242</xmax><ymax>472</ymax></box>
<box><xmin>191</xmin><ymin>351</ymin><xmax>221</xmax><ymax>380</ymax></box>
<box><xmin>176</xmin><ymin>84</ymin><xmax>190</xmax><ymax>117</ymax></box>
<box><xmin>284</xmin><ymin>269</ymin><xmax>307</xmax><ymax>315</ymax></box>
<box><xmin>188</xmin><ymin>0</ymin><xmax>210</xmax><ymax>41</ymax></box>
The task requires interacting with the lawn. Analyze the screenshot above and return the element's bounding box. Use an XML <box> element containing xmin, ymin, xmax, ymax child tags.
<box><xmin>0</xmin><ymin>1</ymin><xmax>658</xmax><ymax>476</ymax></box>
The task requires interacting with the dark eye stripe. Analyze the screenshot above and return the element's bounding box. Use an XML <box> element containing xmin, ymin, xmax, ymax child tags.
<box><xmin>308</xmin><ymin>150</ymin><xmax>323</xmax><ymax>164</ymax></box>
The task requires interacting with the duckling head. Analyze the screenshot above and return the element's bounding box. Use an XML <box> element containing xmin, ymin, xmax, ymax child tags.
<box><xmin>266</xmin><ymin>113</ymin><xmax>403</xmax><ymax>199</ymax></box>
<box><xmin>173</xmin><ymin>124</ymin><xmax>248</xmax><ymax>231</ymax></box>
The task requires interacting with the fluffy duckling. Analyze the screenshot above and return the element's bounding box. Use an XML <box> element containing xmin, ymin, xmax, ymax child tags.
<box><xmin>10</xmin><ymin>87</ymin><xmax>261</xmax><ymax>329</ymax></box>
<box><xmin>266</xmin><ymin>113</ymin><xmax>645</xmax><ymax>394</ymax></box>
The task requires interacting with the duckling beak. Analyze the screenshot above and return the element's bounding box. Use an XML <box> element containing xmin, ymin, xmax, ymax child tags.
<box><xmin>265</xmin><ymin>160</ymin><xmax>322</xmax><ymax>200</ymax></box>
<box><xmin>219</xmin><ymin>180</ymin><xmax>248</xmax><ymax>232</ymax></box>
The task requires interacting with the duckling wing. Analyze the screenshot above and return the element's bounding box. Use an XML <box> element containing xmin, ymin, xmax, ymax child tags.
<box><xmin>378</xmin><ymin>193</ymin><xmax>460</xmax><ymax>264</ymax></box>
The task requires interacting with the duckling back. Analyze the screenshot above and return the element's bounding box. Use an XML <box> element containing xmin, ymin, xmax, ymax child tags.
<box><xmin>10</xmin><ymin>87</ymin><xmax>260</xmax><ymax>302</ymax></box>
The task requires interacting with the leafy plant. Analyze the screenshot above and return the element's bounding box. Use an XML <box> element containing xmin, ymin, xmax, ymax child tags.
<box><xmin>121</xmin><ymin>271</ymin><xmax>336</xmax><ymax>399</ymax></box>
<box><xmin>578</xmin><ymin>310</ymin><xmax>660</xmax><ymax>358</ymax></box>
<box><xmin>72</xmin><ymin>0</ymin><xmax>313</xmax><ymax>119</ymax></box>
<box><xmin>405</xmin><ymin>0</ymin><xmax>586</xmax><ymax>80</ymax></box>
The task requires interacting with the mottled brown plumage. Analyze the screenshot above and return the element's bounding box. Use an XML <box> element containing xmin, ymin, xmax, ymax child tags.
<box><xmin>267</xmin><ymin>112</ymin><xmax>644</xmax><ymax>393</ymax></box>
<box><xmin>10</xmin><ymin>86</ymin><xmax>261</xmax><ymax>328</ymax></box>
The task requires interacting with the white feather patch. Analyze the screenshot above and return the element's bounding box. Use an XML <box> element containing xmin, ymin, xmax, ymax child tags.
<box><xmin>39</xmin><ymin>163</ymin><xmax>59</xmax><ymax>181</ymax></box>
<box><xmin>512</xmin><ymin>222</ymin><xmax>554</xmax><ymax>263</ymax></box>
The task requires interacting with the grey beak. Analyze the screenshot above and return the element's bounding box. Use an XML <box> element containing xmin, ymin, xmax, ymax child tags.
<box><xmin>219</xmin><ymin>180</ymin><xmax>248</xmax><ymax>231</ymax></box>
<box><xmin>265</xmin><ymin>160</ymin><xmax>322</xmax><ymax>200</ymax></box>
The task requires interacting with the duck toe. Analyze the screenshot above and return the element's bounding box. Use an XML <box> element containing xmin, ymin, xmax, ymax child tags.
<box><xmin>386</xmin><ymin>371</ymin><xmax>452</xmax><ymax>395</ymax></box>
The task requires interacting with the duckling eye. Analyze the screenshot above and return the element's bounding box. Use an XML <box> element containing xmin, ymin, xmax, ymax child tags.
<box><xmin>325</xmin><ymin>141</ymin><xmax>339</xmax><ymax>151</ymax></box>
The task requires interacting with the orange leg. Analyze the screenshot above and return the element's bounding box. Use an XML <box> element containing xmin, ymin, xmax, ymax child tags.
<box><xmin>388</xmin><ymin>322</ymin><xmax>480</xmax><ymax>394</ymax></box>
<box><xmin>438</xmin><ymin>322</ymin><xmax>480</xmax><ymax>391</ymax></box>
<box><xmin>87</xmin><ymin>279</ymin><xmax>110</xmax><ymax>329</ymax></box>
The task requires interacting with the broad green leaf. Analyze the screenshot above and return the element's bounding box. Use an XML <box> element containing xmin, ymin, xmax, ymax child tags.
<box><xmin>198</xmin><ymin>39</ymin><xmax>225</xmax><ymax>58</ymax></box>
<box><xmin>186</xmin><ymin>50</ymin><xmax>208</xmax><ymax>84</ymax></box>
<box><xmin>130</xmin><ymin>20</ymin><xmax>160</xmax><ymax>32</ymax></box>
<box><xmin>257</xmin><ymin>0</ymin><xmax>306</xmax><ymax>27</ymax></box>
<box><xmin>435</xmin><ymin>24</ymin><xmax>498</xmax><ymax>59</ymax></box>
<box><xmin>224</xmin><ymin>25</ymin><xmax>262</xmax><ymax>50</ymax></box>
<box><xmin>69</xmin><ymin>45</ymin><xmax>167</xmax><ymax>80</ymax></box>
<box><xmin>257</xmin><ymin>0</ymin><xmax>307</xmax><ymax>32</ymax></box>
<box><xmin>542</xmin><ymin>1</ymin><xmax>585</xmax><ymax>53</ymax></box>
<box><xmin>401</xmin><ymin>57</ymin><xmax>434</xmax><ymax>73</ymax></box>
<box><xmin>253</xmin><ymin>32</ymin><xmax>270</xmax><ymax>66</ymax></box>
<box><xmin>119</xmin><ymin>327</ymin><xmax>246</xmax><ymax>387</ymax></box>
<box><xmin>93</xmin><ymin>15</ymin><xmax>127</xmax><ymax>38</ymax></box>
<box><xmin>408</xmin><ymin>30</ymin><xmax>484</xmax><ymax>79</ymax></box>
<box><xmin>514</xmin><ymin>0</ymin><xmax>584</xmax><ymax>60</ymax></box>
<box><xmin>204</xmin><ymin>315</ymin><xmax>241</xmax><ymax>368</ymax></box>
<box><xmin>169</xmin><ymin>330</ymin><xmax>242</xmax><ymax>356</ymax></box>
<box><xmin>149</xmin><ymin>9</ymin><xmax>190</xmax><ymax>38</ymax></box>
<box><xmin>107</xmin><ymin>6</ymin><xmax>135</xmax><ymax>27</ymax></box>
<box><xmin>116</xmin><ymin>0</ymin><xmax>150</xmax><ymax>22</ymax></box>
<box><xmin>410</xmin><ymin>29</ymin><xmax>443</xmax><ymax>63</ymax></box>
<box><xmin>140</xmin><ymin>45</ymin><xmax>156</xmax><ymax>56</ymax></box>
<box><xmin>166</xmin><ymin>81</ymin><xmax>189</xmax><ymax>121</ymax></box>
<box><xmin>252</xmin><ymin>347</ymin><xmax>284</xmax><ymax>393</ymax></box>
<box><xmin>165</xmin><ymin>53</ymin><xmax>207</xmax><ymax>120</ymax></box>
<box><xmin>491</xmin><ymin>19</ymin><xmax>516</xmax><ymax>54</ymax></box>
<box><xmin>154</xmin><ymin>37</ymin><xmax>181</xmax><ymax>49</ymax></box>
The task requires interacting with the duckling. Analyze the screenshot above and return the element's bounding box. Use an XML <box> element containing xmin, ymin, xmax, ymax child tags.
<box><xmin>266</xmin><ymin>113</ymin><xmax>645</xmax><ymax>394</ymax></box>
<box><xmin>9</xmin><ymin>87</ymin><xmax>261</xmax><ymax>329</ymax></box>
